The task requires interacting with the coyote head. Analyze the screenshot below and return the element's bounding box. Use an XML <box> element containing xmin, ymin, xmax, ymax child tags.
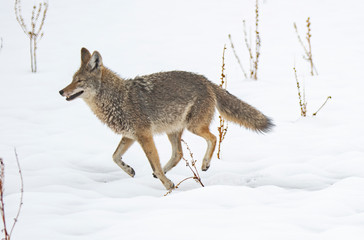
<box><xmin>59</xmin><ymin>48</ymin><xmax>102</xmax><ymax>101</ymax></box>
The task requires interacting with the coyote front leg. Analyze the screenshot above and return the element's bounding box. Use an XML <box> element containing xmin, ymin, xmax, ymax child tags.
<box><xmin>113</xmin><ymin>137</ymin><xmax>136</xmax><ymax>177</ymax></box>
<box><xmin>137</xmin><ymin>134</ymin><xmax>175</xmax><ymax>190</ymax></box>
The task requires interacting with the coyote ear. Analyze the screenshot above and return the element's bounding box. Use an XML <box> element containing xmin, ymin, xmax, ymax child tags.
<box><xmin>81</xmin><ymin>47</ymin><xmax>91</xmax><ymax>65</ymax></box>
<box><xmin>87</xmin><ymin>51</ymin><xmax>103</xmax><ymax>72</ymax></box>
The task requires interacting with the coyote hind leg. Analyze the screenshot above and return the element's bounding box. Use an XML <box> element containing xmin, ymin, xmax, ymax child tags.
<box><xmin>188</xmin><ymin>126</ymin><xmax>217</xmax><ymax>171</ymax></box>
<box><xmin>113</xmin><ymin>137</ymin><xmax>136</xmax><ymax>177</ymax></box>
<box><xmin>163</xmin><ymin>131</ymin><xmax>183</xmax><ymax>174</ymax></box>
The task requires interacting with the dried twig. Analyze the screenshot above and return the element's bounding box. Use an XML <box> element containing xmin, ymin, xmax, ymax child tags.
<box><xmin>313</xmin><ymin>96</ymin><xmax>332</xmax><ymax>116</ymax></box>
<box><xmin>228</xmin><ymin>34</ymin><xmax>248</xmax><ymax>79</ymax></box>
<box><xmin>165</xmin><ymin>139</ymin><xmax>204</xmax><ymax>196</ymax></box>
<box><xmin>9</xmin><ymin>149</ymin><xmax>24</xmax><ymax>238</ymax></box>
<box><xmin>229</xmin><ymin>0</ymin><xmax>261</xmax><ymax>80</ymax></box>
<box><xmin>217</xmin><ymin>45</ymin><xmax>228</xmax><ymax>159</ymax></box>
<box><xmin>253</xmin><ymin>0</ymin><xmax>261</xmax><ymax>80</ymax></box>
<box><xmin>0</xmin><ymin>149</ymin><xmax>24</xmax><ymax>240</ymax></box>
<box><xmin>242</xmin><ymin>20</ymin><xmax>253</xmax><ymax>76</ymax></box>
<box><xmin>294</xmin><ymin>17</ymin><xmax>318</xmax><ymax>76</ymax></box>
<box><xmin>293</xmin><ymin>66</ymin><xmax>307</xmax><ymax>117</ymax></box>
<box><xmin>0</xmin><ymin>158</ymin><xmax>9</xmax><ymax>240</ymax></box>
<box><xmin>15</xmin><ymin>0</ymin><xmax>48</xmax><ymax>72</ymax></box>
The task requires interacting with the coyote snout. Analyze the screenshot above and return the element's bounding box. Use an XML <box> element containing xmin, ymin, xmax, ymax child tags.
<box><xmin>59</xmin><ymin>82</ymin><xmax>85</xmax><ymax>101</ymax></box>
<box><xmin>59</xmin><ymin>47</ymin><xmax>273</xmax><ymax>190</ymax></box>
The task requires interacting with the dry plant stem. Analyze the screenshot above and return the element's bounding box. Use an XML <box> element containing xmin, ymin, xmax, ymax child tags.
<box><xmin>228</xmin><ymin>34</ymin><xmax>248</xmax><ymax>79</ymax></box>
<box><xmin>229</xmin><ymin>0</ymin><xmax>261</xmax><ymax>80</ymax></box>
<box><xmin>306</xmin><ymin>18</ymin><xmax>314</xmax><ymax>76</ymax></box>
<box><xmin>293</xmin><ymin>18</ymin><xmax>318</xmax><ymax>76</ymax></box>
<box><xmin>180</xmin><ymin>139</ymin><xmax>203</xmax><ymax>186</ymax></box>
<box><xmin>0</xmin><ymin>158</ymin><xmax>9</xmax><ymax>240</ymax></box>
<box><xmin>9</xmin><ymin>149</ymin><xmax>24</xmax><ymax>238</ymax></box>
<box><xmin>164</xmin><ymin>140</ymin><xmax>204</xmax><ymax>196</ymax></box>
<box><xmin>15</xmin><ymin>0</ymin><xmax>48</xmax><ymax>73</ymax></box>
<box><xmin>293</xmin><ymin>66</ymin><xmax>307</xmax><ymax>117</ymax></box>
<box><xmin>253</xmin><ymin>0</ymin><xmax>261</xmax><ymax>80</ymax></box>
<box><xmin>217</xmin><ymin>45</ymin><xmax>228</xmax><ymax>160</ymax></box>
<box><xmin>0</xmin><ymin>150</ymin><xmax>24</xmax><ymax>240</ymax></box>
<box><xmin>313</xmin><ymin>96</ymin><xmax>332</xmax><ymax>116</ymax></box>
<box><xmin>242</xmin><ymin>20</ymin><xmax>254</xmax><ymax>76</ymax></box>
<box><xmin>0</xmin><ymin>38</ymin><xmax>3</xmax><ymax>53</ymax></box>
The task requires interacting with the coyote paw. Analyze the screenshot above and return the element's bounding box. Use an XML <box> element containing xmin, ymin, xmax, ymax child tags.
<box><xmin>201</xmin><ymin>165</ymin><xmax>210</xmax><ymax>171</ymax></box>
<box><xmin>164</xmin><ymin>180</ymin><xmax>175</xmax><ymax>191</ymax></box>
<box><xmin>117</xmin><ymin>161</ymin><xmax>135</xmax><ymax>177</ymax></box>
<box><xmin>128</xmin><ymin>167</ymin><xmax>135</xmax><ymax>178</ymax></box>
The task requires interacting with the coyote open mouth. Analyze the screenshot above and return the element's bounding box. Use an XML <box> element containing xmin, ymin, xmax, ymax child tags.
<box><xmin>66</xmin><ymin>91</ymin><xmax>84</xmax><ymax>101</ymax></box>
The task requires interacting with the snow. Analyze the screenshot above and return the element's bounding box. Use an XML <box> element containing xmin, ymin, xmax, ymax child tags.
<box><xmin>1</xmin><ymin>0</ymin><xmax>364</xmax><ymax>239</ymax></box>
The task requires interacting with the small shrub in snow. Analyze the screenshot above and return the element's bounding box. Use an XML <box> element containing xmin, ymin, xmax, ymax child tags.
<box><xmin>228</xmin><ymin>0</ymin><xmax>261</xmax><ymax>80</ymax></box>
<box><xmin>165</xmin><ymin>140</ymin><xmax>204</xmax><ymax>196</ymax></box>
<box><xmin>294</xmin><ymin>17</ymin><xmax>318</xmax><ymax>76</ymax></box>
<box><xmin>293</xmin><ymin>66</ymin><xmax>307</xmax><ymax>117</ymax></box>
<box><xmin>293</xmin><ymin>66</ymin><xmax>331</xmax><ymax>117</ymax></box>
<box><xmin>0</xmin><ymin>150</ymin><xmax>24</xmax><ymax>240</ymax></box>
<box><xmin>217</xmin><ymin>45</ymin><xmax>228</xmax><ymax>160</ymax></box>
<box><xmin>14</xmin><ymin>0</ymin><xmax>48</xmax><ymax>73</ymax></box>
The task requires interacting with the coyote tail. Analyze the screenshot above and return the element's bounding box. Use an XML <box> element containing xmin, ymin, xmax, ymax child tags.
<box><xmin>213</xmin><ymin>85</ymin><xmax>274</xmax><ymax>133</ymax></box>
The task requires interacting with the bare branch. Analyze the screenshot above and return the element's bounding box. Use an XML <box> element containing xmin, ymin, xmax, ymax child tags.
<box><xmin>164</xmin><ymin>139</ymin><xmax>204</xmax><ymax>196</ymax></box>
<box><xmin>9</xmin><ymin>149</ymin><xmax>24</xmax><ymax>238</ymax></box>
<box><xmin>313</xmin><ymin>96</ymin><xmax>332</xmax><ymax>116</ymax></box>
<box><xmin>0</xmin><ymin>158</ymin><xmax>9</xmax><ymax>240</ymax></box>
<box><xmin>14</xmin><ymin>0</ymin><xmax>48</xmax><ymax>72</ymax></box>
<box><xmin>228</xmin><ymin>34</ymin><xmax>248</xmax><ymax>79</ymax></box>
<box><xmin>14</xmin><ymin>0</ymin><xmax>28</xmax><ymax>36</ymax></box>
<box><xmin>293</xmin><ymin>66</ymin><xmax>307</xmax><ymax>117</ymax></box>
<box><xmin>253</xmin><ymin>0</ymin><xmax>261</xmax><ymax>80</ymax></box>
<box><xmin>294</xmin><ymin>18</ymin><xmax>318</xmax><ymax>76</ymax></box>
<box><xmin>217</xmin><ymin>45</ymin><xmax>228</xmax><ymax>159</ymax></box>
<box><xmin>228</xmin><ymin>1</ymin><xmax>261</xmax><ymax>80</ymax></box>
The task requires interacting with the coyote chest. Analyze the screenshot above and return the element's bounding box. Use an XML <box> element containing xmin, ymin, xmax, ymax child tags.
<box><xmin>85</xmin><ymin>90</ymin><xmax>136</xmax><ymax>137</ymax></box>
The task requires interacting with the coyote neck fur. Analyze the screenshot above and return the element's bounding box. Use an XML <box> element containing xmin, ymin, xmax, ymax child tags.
<box><xmin>84</xmin><ymin>67</ymin><xmax>136</xmax><ymax>136</ymax></box>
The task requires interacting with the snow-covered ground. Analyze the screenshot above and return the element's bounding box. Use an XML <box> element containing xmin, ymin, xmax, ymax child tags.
<box><xmin>1</xmin><ymin>0</ymin><xmax>364</xmax><ymax>239</ymax></box>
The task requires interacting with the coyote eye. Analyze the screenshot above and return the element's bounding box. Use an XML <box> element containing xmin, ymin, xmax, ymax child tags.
<box><xmin>77</xmin><ymin>79</ymin><xmax>83</xmax><ymax>83</ymax></box>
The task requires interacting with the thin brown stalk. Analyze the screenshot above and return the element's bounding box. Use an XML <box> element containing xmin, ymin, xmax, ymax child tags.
<box><xmin>228</xmin><ymin>34</ymin><xmax>248</xmax><ymax>79</ymax></box>
<box><xmin>9</xmin><ymin>149</ymin><xmax>24</xmax><ymax>238</ymax></box>
<box><xmin>293</xmin><ymin>66</ymin><xmax>307</xmax><ymax>117</ymax></box>
<box><xmin>229</xmin><ymin>0</ymin><xmax>261</xmax><ymax>80</ymax></box>
<box><xmin>164</xmin><ymin>140</ymin><xmax>204</xmax><ymax>196</ymax></box>
<box><xmin>313</xmin><ymin>96</ymin><xmax>332</xmax><ymax>116</ymax></box>
<box><xmin>294</xmin><ymin>18</ymin><xmax>318</xmax><ymax>76</ymax></box>
<box><xmin>0</xmin><ymin>150</ymin><xmax>24</xmax><ymax>240</ymax></box>
<box><xmin>15</xmin><ymin>0</ymin><xmax>48</xmax><ymax>72</ymax></box>
<box><xmin>253</xmin><ymin>0</ymin><xmax>261</xmax><ymax>80</ymax></box>
<box><xmin>242</xmin><ymin>20</ymin><xmax>254</xmax><ymax>75</ymax></box>
<box><xmin>294</xmin><ymin>23</ymin><xmax>309</xmax><ymax>55</ymax></box>
<box><xmin>0</xmin><ymin>158</ymin><xmax>9</xmax><ymax>240</ymax></box>
<box><xmin>217</xmin><ymin>45</ymin><xmax>228</xmax><ymax>159</ymax></box>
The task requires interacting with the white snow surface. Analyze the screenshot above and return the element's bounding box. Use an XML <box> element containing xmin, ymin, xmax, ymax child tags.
<box><xmin>1</xmin><ymin>0</ymin><xmax>364</xmax><ymax>239</ymax></box>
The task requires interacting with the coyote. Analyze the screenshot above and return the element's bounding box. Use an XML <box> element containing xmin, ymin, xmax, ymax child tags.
<box><xmin>59</xmin><ymin>48</ymin><xmax>273</xmax><ymax>190</ymax></box>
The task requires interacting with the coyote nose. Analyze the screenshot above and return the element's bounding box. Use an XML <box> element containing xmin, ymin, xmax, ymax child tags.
<box><xmin>59</xmin><ymin>90</ymin><xmax>64</xmax><ymax>96</ymax></box>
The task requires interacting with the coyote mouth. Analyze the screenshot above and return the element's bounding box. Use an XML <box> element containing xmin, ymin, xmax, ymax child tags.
<box><xmin>66</xmin><ymin>91</ymin><xmax>84</xmax><ymax>101</ymax></box>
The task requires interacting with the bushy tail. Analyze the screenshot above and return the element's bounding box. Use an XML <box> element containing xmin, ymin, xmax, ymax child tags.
<box><xmin>212</xmin><ymin>85</ymin><xmax>274</xmax><ymax>133</ymax></box>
